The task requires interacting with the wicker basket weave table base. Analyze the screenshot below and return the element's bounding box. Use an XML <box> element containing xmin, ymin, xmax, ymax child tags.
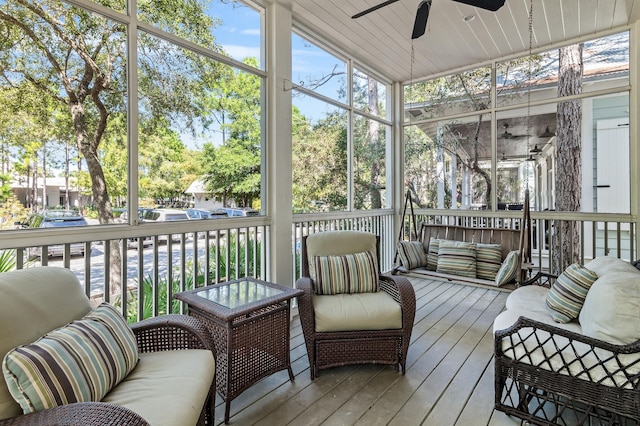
<box><xmin>175</xmin><ymin>278</ymin><xmax>303</xmax><ymax>424</ymax></box>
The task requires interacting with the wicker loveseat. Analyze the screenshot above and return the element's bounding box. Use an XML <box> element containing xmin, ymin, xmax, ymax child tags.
<box><xmin>0</xmin><ymin>267</ymin><xmax>216</xmax><ymax>426</ymax></box>
<box><xmin>297</xmin><ymin>231</ymin><xmax>416</xmax><ymax>380</ymax></box>
<box><xmin>494</xmin><ymin>256</ymin><xmax>640</xmax><ymax>425</ymax></box>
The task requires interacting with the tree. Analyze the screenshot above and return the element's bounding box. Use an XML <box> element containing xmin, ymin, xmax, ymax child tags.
<box><xmin>202</xmin><ymin>59</ymin><xmax>261</xmax><ymax>207</ymax></box>
<box><xmin>405</xmin><ymin>68</ymin><xmax>492</xmax><ymax>207</ymax></box>
<box><xmin>0</xmin><ymin>0</ymin><xmax>223</xmax><ymax>294</ymax></box>
<box><xmin>292</xmin><ymin>107</ymin><xmax>348</xmax><ymax>212</ymax></box>
<box><xmin>404</xmin><ymin>57</ymin><xmax>544</xmax><ymax>209</ymax></box>
<box><xmin>352</xmin><ymin>74</ymin><xmax>385</xmax><ymax>210</ymax></box>
<box><xmin>553</xmin><ymin>43</ymin><xmax>583</xmax><ymax>272</ymax></box>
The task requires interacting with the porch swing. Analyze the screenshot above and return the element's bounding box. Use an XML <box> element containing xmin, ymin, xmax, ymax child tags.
<box><xmin>393</xmin><ymin>185</ymin><xmax>533</xmax><ymax>287</ymax></box>
<box><xmin>394</xmin><ymin>39</ymin><xmax>534</xmax><ymax>286</ymax></box>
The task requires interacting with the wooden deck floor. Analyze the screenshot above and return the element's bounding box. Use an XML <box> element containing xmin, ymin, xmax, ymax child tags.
<box><xmin>214</xmin><ymin>275</ymin><xmax>523</xmax><ymax>426</ymax></box>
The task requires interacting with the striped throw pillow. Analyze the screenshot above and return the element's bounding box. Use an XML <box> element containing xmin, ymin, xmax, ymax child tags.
<box><xmin>2</xmin><ymin>303</ymin><xmax>139</xmax><ymax>414</ymax></box>
<box><xmin>495</xmin><ymin>251</ymin><xmax>520</xmax><ymax>286</ymax></box>
<box><xmin>397</xmin><ymin>241</ymin><xmax>427</xmax><ymax>269</ymax></box>
<box><xmin>436</xmin><ymin>240</ymin><xmax>477</xmax><ymax>278</ymax></box>
<box><xmin>426</xmin><ymin>237</ymin><xmax>444</xmax><ymax>271</ymax></box>
<box><xmin>546</xmin><ymin>263</ymin><xmax>599</xmax><ymax>323</ymax></box>
<box><xmin>476</xmin><ymin>243</ymin><xmax>503</xmax><ymax>280</ymax></box>
<box><xmin>312</xmin><ymin>250</ymin><xmax>379</xmax><ymax>295</ymax></box>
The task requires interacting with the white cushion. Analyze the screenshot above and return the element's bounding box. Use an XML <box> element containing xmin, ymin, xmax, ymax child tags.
<box><xmin>580</xmin><ymin>271</ymin><xmax>640</xmax><ymax>345</ymax></box>
<box><xmin>505</xmin><ymin>285</ymin><xmax>550</xmax><ymax>313</ymax></box>
<box><xmin>583</xmin><ymin>256</ymin><xmax>639</xmax><ymax>277</ymax></box>
<box><xmin>102</xmin><ymin>349</ymin><xmax>214</xmax><ymax>426</ymax></box>
<box><xmin>493</xmin><ymin>309</ymin><xmax>582</xmax><ymax>335</ymax></box>
<box><xmin>313</xmin><ymin>291</ymin><xmax>402</xmax><ymax>332</ymax></box>
<box><xmin>494</xmin><ymin>310</ymin><xmax>639</xmax><ymax>389</ymax></box>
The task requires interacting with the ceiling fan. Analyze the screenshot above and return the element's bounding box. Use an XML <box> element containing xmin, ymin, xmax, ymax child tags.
<box><xmin>352</xmin><ymin>0</ymin><xmax>506</xmax><ymax>39</ymax></box>
<box><xmin>499</xmin><ymin>123</ymin><xmax>528</xmax><ymax>140</ymax></box>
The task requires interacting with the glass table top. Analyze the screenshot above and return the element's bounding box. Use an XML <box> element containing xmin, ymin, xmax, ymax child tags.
<box><xmin>192</xmin><ymin>278</ymin><xmax>285</xmax><ymax>309</ymax></box>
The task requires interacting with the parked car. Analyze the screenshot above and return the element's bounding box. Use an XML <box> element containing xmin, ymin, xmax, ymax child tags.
<box><xmin>186</xmin><ymin>208</ymin><xmax>228</xmax><ymax>220</ymax></box>
<box><xmin>118</xmin><ymin>208</ymin><xmax>155</xmax><ymax>248</ymax></box>
<box><xmin>141</xmin><ymin>209</ymin><xmax>190</xmax><ymax>242</ymax></box>
<box><xmin>186</xmin><ymin>208</ymin><xmax>229</xmax><ymax>239</ymax></box>
<box><xmin>15</xmin><ymin>210</ymin><xmax>89</xmax><ymax>258</ymax></box>
<box><xmin>221</xmin><ymin>207</ymin><xmax>259</xmax><ymax>217</ymax></box>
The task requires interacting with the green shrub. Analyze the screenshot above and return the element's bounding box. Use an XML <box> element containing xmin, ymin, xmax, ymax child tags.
<box><xmin>122</xmin><ymin>237</ymin><xmax>263</xmax><ymax>322</ymax></box>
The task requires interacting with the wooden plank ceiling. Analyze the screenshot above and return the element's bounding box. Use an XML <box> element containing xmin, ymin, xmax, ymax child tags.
<box><xmin>288</xmin><ymin>0</ymin><xmax>640</xmax><ymax>83</ymax></box>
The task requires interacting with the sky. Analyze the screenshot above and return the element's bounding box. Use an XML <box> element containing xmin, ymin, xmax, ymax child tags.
<box><xmin>177</xmin><ymin>0</ymin><xmax>347</xmax><ymax>150</ymax></box>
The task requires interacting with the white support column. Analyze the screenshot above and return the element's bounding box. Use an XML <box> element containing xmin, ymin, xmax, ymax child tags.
<box><xmin>436</xmin><ymin>127</ymin><xmax>445</xmax><ymax>209</ymax></box>
<box><xmin>630</xmin><ymin>20</ymin><xmax>640</xmax><ymax>257</ymax></box>
<box><xmin>266</xmin><ymin>2</ymin><xmax>293</xmax><ymax>286</ymax></box>
<box><xmin>462</xmin><ymin>167</ymin><xmax>471</xmax><ymax>209</ymax></box>
<box><xmin>450</xmin><ymin>155</ymin><xmax>458</xmax><ymax>209</ymax></box>
<box><xmin>393</xmin><ymin>81</ymin><xmax>404</xmax><ymax>248</ymax></box>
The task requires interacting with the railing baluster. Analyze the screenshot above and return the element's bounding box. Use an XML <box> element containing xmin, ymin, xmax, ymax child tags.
<box><xmin>103</xmin><ymin>241</ymin><xmax>110</xmax><ymax>303</ymax></box>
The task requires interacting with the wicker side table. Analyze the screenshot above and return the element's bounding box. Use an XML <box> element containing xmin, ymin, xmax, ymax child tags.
<box><xmin>175</xmin><ymin>278</ymin><xmax>303</xmax><ymax>424</ymax></box>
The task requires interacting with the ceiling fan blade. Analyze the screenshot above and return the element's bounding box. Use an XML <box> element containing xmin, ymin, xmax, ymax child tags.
<box><xmin>451</xmin><ymin>0</ymin><xmax>505</xmax><ymax>12</ymax></box>
<box><xmin>411</xmin><ymin>0</ymin><xmax>432</xmax><ymax>39</ymax></box>
<box><xmin>352</xmin><ymin>0</ymin><xmax>400</xmax><ymax>19</ymax></box>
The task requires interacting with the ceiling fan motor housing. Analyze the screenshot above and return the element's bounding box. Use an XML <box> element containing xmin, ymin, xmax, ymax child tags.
<box><xmin>353</xmin><ymin>0</ymin><xmax>506</xmax><ymax>40</ymax></box>
<box><xmin>452</xmin><ymin>0</ymin><xmax>506</xmax><ymax>11</ymax></box>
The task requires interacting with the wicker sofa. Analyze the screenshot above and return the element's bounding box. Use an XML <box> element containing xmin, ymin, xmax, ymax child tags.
<box><xmin>494</xmin><ymin>256</ymin><xmax>640</xmax><ymax>425</ymax></box>
<box><xmin>0</xmin><ymin>267</ymin><xmax>216</xmax><ymax>426</ymax></box>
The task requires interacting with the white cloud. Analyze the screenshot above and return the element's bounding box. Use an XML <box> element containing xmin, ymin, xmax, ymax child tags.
<box><xmin>241</xmin><ymin>28</ymin><xmax>261</xmax><ymax>36</ymax></box>
<box><xmin>223</xmin><ymin>44</ymin><xmax>261</xmax><ymax>61</ymax></box>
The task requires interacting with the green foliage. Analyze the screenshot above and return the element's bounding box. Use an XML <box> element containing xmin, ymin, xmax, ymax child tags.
<box><xmin>0</xmin><ymin>250</ymin><xmax>16</xmax><ymax>273</ymax></box>
<box><xmin>292</xmin><ymin>107</ymin><xmax>348</xmax><ymax>212</ymax></box>
<box><xmin>0</xmin><ymin>194</ymin><xmax>29</xmax><ymax>229</ymax></box>
<box><xmin>208</xmin><ymin>235</ymin><xmax>262</xmax><ymax>281</ymax></box>
<box><xmin>0</xmin><ymin>173</ymin><xmax>12</xmax><ymax>204</ymax></box>
<box><xmin>123</xmin><ymin>272</ymin><xmax>195</xmax><ymax>323</ymax></box>
<box><xmin>201</xmin><ymin>59</ymin><xmax>262</xmax><ymax>207</ymax></box>
<box><xmin>123</xmin><ymin>237</ymin><xmax>262</xmax><ymax>322</ymax></box>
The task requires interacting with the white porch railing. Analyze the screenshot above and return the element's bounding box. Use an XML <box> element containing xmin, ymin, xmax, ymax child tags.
<box><xmin>291</xmin><ymin>210</ymin><xmax>396</xmax><ymax>280</ymax></box>
<box><xmin>400</xmin><ymin>209</ymin><xmax>637</xmax><ymax>275</ymax></box>
<box><xmin>0</xmin><ymin>209</ymin><xmax>635</xmax><ymax>320</ymax></box>
<box><xmin>0</xmin><ymin>219</ymin><xmax>269</xmax><ymax>322</ymax></box>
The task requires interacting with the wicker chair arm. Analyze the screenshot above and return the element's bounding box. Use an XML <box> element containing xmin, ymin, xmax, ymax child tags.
<box><xmin>380</xmin><ymin>274</ymin><xmax>416</xmax><ymax>329</ymax></box>
<box><xmin>296</xmin><ymin>277</ymin><xmax>313</xmax><ymax>296</ymax></box>
<box><xmin>296</xmin><ymin>277</ymin><xmax>315</xmax><ymax>330</ymax></box>
<box><xmin>130</xmin><ymin>314</ymin><xmax>214</xmax><ymax>354</ymax></box>
<box><xmin>0</xmin><ymin>402</ymin><xmax>149</xmax><ymax>426</ymax></box>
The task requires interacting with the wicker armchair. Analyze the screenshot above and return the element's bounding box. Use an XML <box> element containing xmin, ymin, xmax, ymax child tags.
<box><xmin>0</xmin><ymin>267</ymin><xmax>216</xmax><ymax>426</ymax></box>
<box><xmin>297</xmin><ymin>231</ymin><xmax>416</xmax><ymax>380</ymax></box>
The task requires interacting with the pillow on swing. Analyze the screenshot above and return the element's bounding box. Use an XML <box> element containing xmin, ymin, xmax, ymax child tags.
<box><xmin>397</xmin><ymin>241</ymin><xmax>427</xmax><ymax>269</ymax></box>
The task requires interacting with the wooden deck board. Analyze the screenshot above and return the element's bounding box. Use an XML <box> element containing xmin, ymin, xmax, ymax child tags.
<box><xmin>214</xmin><ymin>276</ymin><xmax>519</xmax><ymax>425</ymax></box>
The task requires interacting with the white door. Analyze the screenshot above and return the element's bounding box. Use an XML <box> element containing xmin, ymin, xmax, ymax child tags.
<box><xmin>596</xmin><ymin>118</ymin><xmax>629</xmax><ymax>216</ymax></box>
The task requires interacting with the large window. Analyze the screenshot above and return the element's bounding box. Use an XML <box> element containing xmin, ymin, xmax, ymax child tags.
<box><xmin>404</xmin><ymin>31</ymin><xmax>630</xmax><ymax>214</ymax></box>
<box><xmin>291</xmin><ymin>32</ymin><xmax>391</xmax><ymax>213</ymax></box>
<box><xmin>0</xmin><ymin>0</ymin><xmax>266</xmax><ymax>230</ymax></box>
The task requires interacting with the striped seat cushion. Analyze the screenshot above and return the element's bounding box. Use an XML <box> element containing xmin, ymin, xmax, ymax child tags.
<box><xmin>397</xmin><ymin>241</ymin><xmax>427</xmax><ymax>269</ymax></box>
<box><xmin>476</xmin><ymin>243</ymin><xmax>503</xmax><ymax>280</ymax></box>
<box><xmin>436</xmin><ymin>240</ymin><xmax>477</xmax><ymax>278</ymax></box>
<box><xmin>2</xmin><ymin>303</ymin><xmax>139</xmax><ymax>414</ymax></box>
<box><xmin>546</xmin><ymin>263</ymin><xmax>599</xmax><ymax>323</ymax></box>
<box><xmin>312</xmin><ymin>250</ymin><xmax>379</xmax><ymax>295</ymax></box>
